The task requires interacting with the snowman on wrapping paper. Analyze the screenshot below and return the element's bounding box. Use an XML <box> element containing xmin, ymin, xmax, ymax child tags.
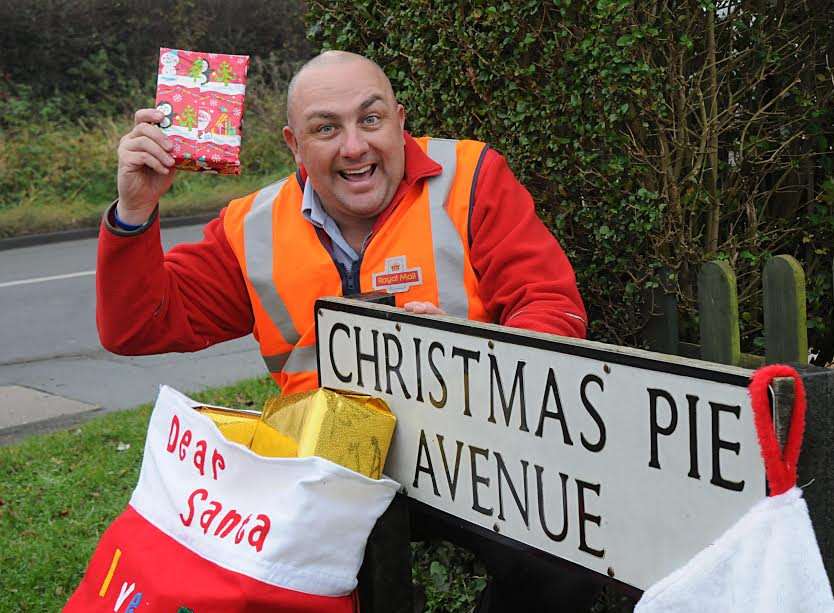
<box><xmin>160</xmin><ymin>50</ymin><xmax>179</xmax><ymax>79</ymax></box>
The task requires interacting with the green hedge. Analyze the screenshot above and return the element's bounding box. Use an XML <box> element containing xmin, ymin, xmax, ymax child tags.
<box><xmin>308</xmin><ymin>0</ymin><xmax>834</xmax><ymax>359</ymax></box>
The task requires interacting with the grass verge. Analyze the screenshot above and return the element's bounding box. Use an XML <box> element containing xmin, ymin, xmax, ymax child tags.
<box><xmin>0</xmin><ymin>118</ymin><xmax>291</xmax><ymax>239</ymax></box>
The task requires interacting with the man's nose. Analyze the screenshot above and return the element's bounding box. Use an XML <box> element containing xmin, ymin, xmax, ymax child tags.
<box><xmin>340</xmin><ymin>126</ymin><xmax>369</xmax><ymax>158</ymax></box>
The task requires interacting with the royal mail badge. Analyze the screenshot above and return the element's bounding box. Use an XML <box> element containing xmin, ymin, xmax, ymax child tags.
<box><xmin>372</xmin><ymin>256</ymin><xmax>423</xmax><ymax>293</ymax></box>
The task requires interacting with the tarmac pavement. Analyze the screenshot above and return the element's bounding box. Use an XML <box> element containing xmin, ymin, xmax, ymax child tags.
<box><xmin>0</xmin><ymin>221</ymin><xmax>265</xmax><ymax>445</ymax></box>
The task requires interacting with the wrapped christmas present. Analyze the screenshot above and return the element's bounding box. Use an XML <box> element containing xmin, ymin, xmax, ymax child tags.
<box><xmin>154</xmin><ymin>47</ymin><xmax>249</xmax><ymax>175</ymax></box>
<box><xmin>197</xmin><ymin>405</ymin><xmax>299</xmax><ymax>457</ymax></box>
<box><xmin>262</xmin><ymin>389</ymin><xmax>397</xmax><ymax>480</ymax></box>
<box><xmin>197</xmin><ymin>388</ymin><xmax>396</xmax><ymax>479</ymax></box>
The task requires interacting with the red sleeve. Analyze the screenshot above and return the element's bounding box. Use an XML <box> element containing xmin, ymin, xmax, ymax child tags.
<box><xmin>96</xmin><ymin>206</ymin><xmax>254</xmax><ymax>354</ymax></box>
<box><xmin>469</xmin><ymin>149</ymin><xmax>587</xmax><ymax>338</ymax></box>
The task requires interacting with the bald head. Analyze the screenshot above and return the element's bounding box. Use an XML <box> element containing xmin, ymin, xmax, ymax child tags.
<box><xmin>280</xmin><ymin>49</ymin><xmax>406</xmax><ymax>236</ymax></box>
<box><xmin>286</xmin><ymin>51</ymin><xmax>396</xmax><ymax>128</ymax></box>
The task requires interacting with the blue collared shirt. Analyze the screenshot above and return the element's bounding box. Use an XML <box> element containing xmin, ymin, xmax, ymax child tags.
<box><xmin>300</xmin><ymin>178</ymin><xmax>368</xmax><ymax>272</ymax></box>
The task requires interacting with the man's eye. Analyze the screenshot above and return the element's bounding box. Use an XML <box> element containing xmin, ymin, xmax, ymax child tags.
<box><xmin>363</xmin><ymin>115</ymin><xmax>380</xmax><ymax>126</ymax></box>
<box><xmin>317</xmin><ymin>124</ymin><xmax>335</xmax><ymax>134</ymax></box>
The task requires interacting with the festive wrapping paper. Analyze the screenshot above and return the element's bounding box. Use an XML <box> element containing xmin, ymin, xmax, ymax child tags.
<box><xmin>198</xmin><ymin>389</ymin><xmax>397</xmax><ymax>480</ymax></box>
<box><xmin>64</xmin><ymin>386</ymin><xmax>400</xmax><ymax>612</ymax></box>
<box><xmin>155</xmin><ymin>48</ymin><xmax>249</xmax><ymax>175</ymax></box>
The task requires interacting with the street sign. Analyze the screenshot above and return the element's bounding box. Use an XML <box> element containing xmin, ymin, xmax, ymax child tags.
<box><xmin>315</xmin><ymin>297</ymin><xmax>765</xmax><ymax>590</ymax></box>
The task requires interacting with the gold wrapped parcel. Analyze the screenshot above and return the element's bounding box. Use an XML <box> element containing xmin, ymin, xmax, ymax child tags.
<box><xmin>197</xmin><ymin>388</ymin><xmax>396</xmax><ymax>479</ymax></box>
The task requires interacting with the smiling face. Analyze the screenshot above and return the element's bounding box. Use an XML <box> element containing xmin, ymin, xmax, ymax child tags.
<box><xmin>282</xmin><ymin>55</ymin><xmax>406</xmax><ymax>233</ymax></box>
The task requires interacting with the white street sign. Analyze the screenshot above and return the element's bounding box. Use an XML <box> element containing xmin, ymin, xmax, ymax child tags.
<box><xmin>315</xmin><ymin>298</ymin><xmax>765</xmax><ymax>590</ymax></box>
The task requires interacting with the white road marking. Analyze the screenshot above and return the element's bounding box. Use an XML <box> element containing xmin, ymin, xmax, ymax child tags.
<box><xmin>0</xmin><ymin>270</ymin><xmax>95</xmax><ymax>288</ymax></box>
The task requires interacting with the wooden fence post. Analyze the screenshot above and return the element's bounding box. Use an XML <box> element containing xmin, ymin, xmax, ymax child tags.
<box><xmin>763</xmin><ymin>255</ymin><xmax>808</xmax><ymax>364</ymax></box>
<box><xmin>643</xmin><ymin>268</ymin><xmax>680</xmax><ymax>355</ymax></box>
<box><xmin>698</xmin><ymin>261</ymin><xmax>741</xmax><ymax>365</ymax></box>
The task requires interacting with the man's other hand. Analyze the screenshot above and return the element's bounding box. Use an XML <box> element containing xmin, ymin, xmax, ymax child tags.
<box><xmin>403</xmin><ymin>301</ymin><xmax>446</xmax><ymax>315</ymax></box>
<box><xmin>116</xmin><ymin>109</ymin><xmax>178</xmax><ymax>225</ymax></box>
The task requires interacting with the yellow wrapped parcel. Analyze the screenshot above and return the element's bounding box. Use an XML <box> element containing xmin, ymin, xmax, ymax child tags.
<box><xmin>197</xmin><ymin>388</ymin><xmax>396</xmax><ymax>479</ymax></box>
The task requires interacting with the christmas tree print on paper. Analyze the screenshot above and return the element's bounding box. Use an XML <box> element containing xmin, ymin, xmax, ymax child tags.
<box><xmin>188</xmin><ymin>58</ymin><xmax>209</xmax><ymax>85</ymax></box>
<box><xmin>213</xmin><ymin>61</ymin><xmax>236</xmax><ymax>86</ymax></box>
<box><xmin>178</xmin><ymin>105</ymin><xmax>197</xmax><ymax>129</ymax></box>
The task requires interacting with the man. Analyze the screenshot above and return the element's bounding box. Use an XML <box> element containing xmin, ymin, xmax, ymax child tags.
<box><xmin>99</xmin><ymin>50</ymin><xmax>586</xmax><ymax>392</ymax></box>
<box><xmin>98</xmin><ymin>51</ymin><xmax>592</xmax><ymax>611</ymax></box>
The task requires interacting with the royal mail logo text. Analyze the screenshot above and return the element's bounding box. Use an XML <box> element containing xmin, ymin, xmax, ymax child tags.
<box><xmin>372</xmin><ymin>256</ymin><xmax>423</xmax><ymax>293</ymax></box>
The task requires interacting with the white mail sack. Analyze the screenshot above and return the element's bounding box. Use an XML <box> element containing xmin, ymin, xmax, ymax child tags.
<box><xmin>65</xmin><ymin>385</ymin><xmax>400</xmax><ymax>612</ymax></box>
<box><xmin>636</xmin><ymin>365</ymin><xmax>834</xmax><ymax>613</ymax></box>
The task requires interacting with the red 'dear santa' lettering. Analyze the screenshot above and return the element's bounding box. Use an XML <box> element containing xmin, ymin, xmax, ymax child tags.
<box><xmin>248</xmin><ymin>515</ymin><xmax>271</xmax><ymax>553</ymax></box>
<box><xmin>180</xmin><ymin>488</ymin><xmax>208</xmax><ymax>526</ymax></box>
<box><xmin>166</xmin><ymin>415</ymin><xmax>180</xmax><ymax>453</ymax></box>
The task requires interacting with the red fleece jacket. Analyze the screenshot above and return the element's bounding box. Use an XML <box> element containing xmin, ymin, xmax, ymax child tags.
<box><xmin>97</xmin><ymin>134</ymin><xmax>587</xmax><ymax>355</ymax></box>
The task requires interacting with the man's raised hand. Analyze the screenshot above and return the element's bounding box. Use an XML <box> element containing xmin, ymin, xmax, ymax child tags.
<box><xmin>116</xmin><ymin>109</ymin><xmax>177</xmax><ymax>225</ymax></box>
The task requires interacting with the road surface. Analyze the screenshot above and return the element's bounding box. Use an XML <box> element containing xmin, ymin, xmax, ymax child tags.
<box><xmin>0</xmin><ymin>224</ymin><xmax>264</xmax><ymax>443</ymax></box>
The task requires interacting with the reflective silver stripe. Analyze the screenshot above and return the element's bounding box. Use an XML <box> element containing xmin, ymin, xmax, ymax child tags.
<box><xmin>243</xmin><ymin>178</ymin><xmax>300</xmax><ymax>345</ymax></box>
<box><xmin>262</xmin><ymin>352</ymin><xmax>289</xmax><ymax>373</ymax></box>
<box><xmin>283</xmin><ymin>344</ymin><xmax>318</xmax><ymax>374</ymax></box>
<box><xmin>262</xmin><ymin>345</ymin><xmax>318</xmax><ymax>374</ymax></box>
<box><xmin>426</xmin><ymin>139</ymin><xmax>469</xmax><ymax>318</ymax></box>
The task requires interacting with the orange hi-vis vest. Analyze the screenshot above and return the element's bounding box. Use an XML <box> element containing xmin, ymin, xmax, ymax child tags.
<box><xmin>223</xmin><ymin>137</ymin><xmax>491</xmax><ymax>394</ymax></box>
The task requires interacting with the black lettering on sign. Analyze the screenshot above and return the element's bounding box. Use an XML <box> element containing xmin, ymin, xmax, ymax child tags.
<box><xmin>436</xmin><ymin>434</ymin><xmax>465</xmax><ymax>501</ymax></box>
<box><xmin>413</xmin><ymin>429</ymin><xmax>440</xmax><ymax>496</ymax></box>
<box><xmin>413</xmin><ymin>338</ymin><xmax>424</xmax><ymax>403</ymax></box>
<box><xmin>451</xmin><ymin>347</ymin><xmax>480</xmax><ymax>417</ymax></box>
<box><xmin>428</xmin><ymin>342</ymin><xmax>447</xmax><ymax>409</ymax></box>
<box><xmin>648</xmin><ymin>388</ymin><xmax>678</xmax><ymax>469</ymax></box>
<box><xmin>576</xmin><ymin>479</ymin><xmax>605</xmax><ymax>559</ymax></box>
<box><xmin>488</xmin><ymin>355</ymin><xmax>529</xmax><ymax>432</ymax></box>
<box><xmin>687</xmin><ymin>394</ymin><xmax>701</xmax><ymax>479</ymax></box>
<box><xmin>354</xmin><ymin>327</ymin><xmax>381</xmax><ymax>392</ymax></box>
<box><xmin>329</xmin><ymin>323</ymin><xmax>352</xmax><ymax>383</ymax></box>
<box><xmin>535</xmin><ymin>466</ymin><xmax>569</xmax><ymax>542</ymax></box>
<box><xmin>495</xmin><ymin>452</ymin><xmax>530</xmax><ymax>527</ymax></box>
<box><xmin>382</xmin><ymin>333</ymin><xmax>411</xmax><ymax>399</ymax></box>
<box><xmin>469</xmin><ymin>445</ymin><xmax>493</xmax><ymax>516</ymax></box>
<box><xmin>710</xmin><ymin>402</ymin><xmax>745</xmax><ymax>492</ymax></box>
<box><xmin>535</xmin><ymin>368</ymin><xmax>573</xmax><ymax>445</ymax></box>
<box><xmin>579</xmin><ymin>374</ymin><xmax>606</xmax><ymax>453</ymax></box>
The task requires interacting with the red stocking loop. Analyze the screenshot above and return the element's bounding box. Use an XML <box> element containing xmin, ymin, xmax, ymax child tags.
<box><xmin>748</xmin><ymin>364</ymin><xmax>806</xmax><ymax>496</ymax></box>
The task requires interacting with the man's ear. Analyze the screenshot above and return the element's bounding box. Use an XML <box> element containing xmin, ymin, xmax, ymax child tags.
<box><xmin>282</xmin><ymin>126</ymin><xmax>303</xmax><ymax>166</ymax></box>
<box><xmin>397</xmin><ymin>104</ymin><xmax>405</xmax><ymax>131</ymax></box>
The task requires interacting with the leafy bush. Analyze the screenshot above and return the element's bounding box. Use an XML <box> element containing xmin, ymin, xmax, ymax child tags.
<box><xmin>307</xmin><ymin>0</ymin><xmax>834</xmax><ymax>358</ymax></box>
<box><xmin>411</xmin><ymin>540</ymin><xmax>486</xmax><ymax>612</ymax></box>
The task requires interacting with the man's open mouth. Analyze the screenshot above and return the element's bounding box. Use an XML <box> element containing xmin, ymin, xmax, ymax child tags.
<box><xmin>339</xmin><ymin>164</ymin><xmax>377</xmax><ymax>182</ymax></box>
